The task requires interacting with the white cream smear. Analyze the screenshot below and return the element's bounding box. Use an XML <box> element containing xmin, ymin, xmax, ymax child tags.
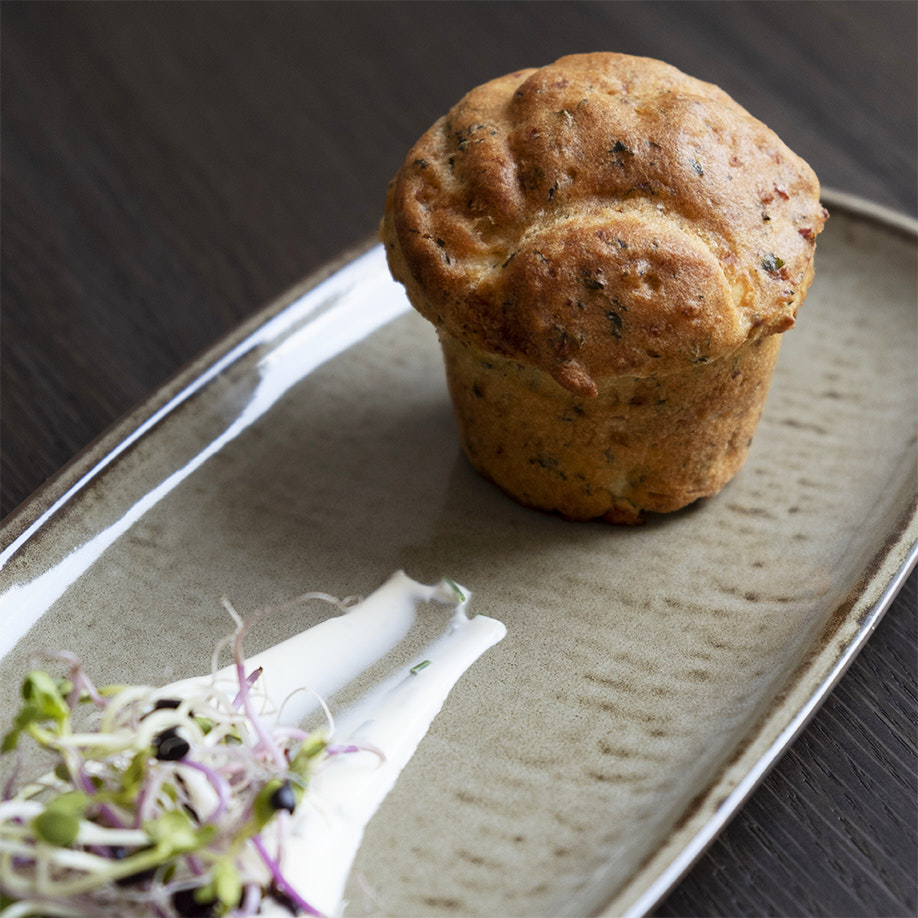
<box><xmin>174</xmin><ymin>571</ymin><xmax>505</xmax><ymax>917</ymax></box>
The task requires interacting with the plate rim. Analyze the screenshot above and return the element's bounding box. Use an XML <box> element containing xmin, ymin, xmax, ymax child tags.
<box><xmin>611</xmin><ymin>518</ymin><xmax>918</xmax><ymax>917</ymax></box>
<box><xmin>1</xmin><ymin>189</ymin><xmax>916</xmax><ymax>917</ymax></box>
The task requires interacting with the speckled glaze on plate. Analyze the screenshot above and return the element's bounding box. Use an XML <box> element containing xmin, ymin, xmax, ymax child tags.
<box><xmin>1</xmin><ymin>191</ymin><xmax>915</xmax><ymax>917</ymax></box>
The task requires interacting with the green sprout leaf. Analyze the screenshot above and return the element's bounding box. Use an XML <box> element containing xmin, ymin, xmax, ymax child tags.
<box><xmin>32</xmin><ymin>793</ymin><xmax>88</xmax><ymax>846</ymax></box>
<box><xmin>145</xmin><ymin>810</ymin><xmax>215</xmax><ymax>856</ymax></box>
<box><xmin>2</xmin><ymin>670</ymin><xmax>73</xmax><ymax>752</ymax></box>
<box><xmin>48</xmin><ymin>790</ymin><xmax>90</xmax><ymax>817</ymax></box>
<box><xmin>290</xmin><ymin>733</ymin><xmax>327</xmax><ymax>782</ymax></box>
<box><xmin>212</xmin><ymin>859</ymin><xmax>243</xmax><ymax>908</ymax></box>
<box><xmin>121</xmin><ymin>750</ymin><xmax>148</xmax><ymax>794</ymax></box>
<box><xmin>33</xmin><ymin>812</ymin><xmax>79</xmax><ymax>846</ymax></box>
<box><xmin>252</xmin><ymin>779</ymin><xmax>286</xmax><ymax>830</ymax></box>
<box><xmin>22</xmin><ymin>671</ymin><xmax>71</xmax><ymax>719</ymax></box>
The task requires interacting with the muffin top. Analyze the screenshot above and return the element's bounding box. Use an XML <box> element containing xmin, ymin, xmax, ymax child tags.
<box><xmin>381</xmin><ymin>52</ymin><xmax>827</xmax><ymax>397</ymax></box>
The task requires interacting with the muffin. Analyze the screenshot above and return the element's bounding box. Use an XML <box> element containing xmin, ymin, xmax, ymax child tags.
<box><xmin>380</xmin><ymin>52</ymin><xmax>827</xmax><ymax>523</ymax></box>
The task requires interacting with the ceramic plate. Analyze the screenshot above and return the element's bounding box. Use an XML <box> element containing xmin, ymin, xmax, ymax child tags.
<box><xmin>1</xmin><ymin>190</ymin><xmax>916</xmax><ymax>917</ymax></box>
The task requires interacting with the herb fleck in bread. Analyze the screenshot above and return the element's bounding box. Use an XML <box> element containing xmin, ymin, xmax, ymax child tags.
<box><xmin>381</xmin><ymin>52</ymin><xmax>827</xmax><ymax>523</ymax></box>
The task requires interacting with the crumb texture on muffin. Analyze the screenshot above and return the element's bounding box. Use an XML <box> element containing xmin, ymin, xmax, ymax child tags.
<box><xmin>440</xmin><ymin>332</ymin><xmax>782</xmax><ymax>523</ymax></box>
<box><xmin>381</xmin><ymin>52</ymin><xmax>826</xmax><ymax>398</ymax></box>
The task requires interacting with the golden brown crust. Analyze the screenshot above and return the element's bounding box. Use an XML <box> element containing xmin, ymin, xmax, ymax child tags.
<box><xmin>381</xmin><ymin>52</ymin><xmax>826</xmax><ymax>397</ymax></box>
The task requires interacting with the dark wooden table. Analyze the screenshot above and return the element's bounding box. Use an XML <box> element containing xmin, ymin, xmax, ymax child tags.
<box><xmin>2</xmin><ymin>2</ymin><xmax>915</xmax><ymax>915</ymax></box>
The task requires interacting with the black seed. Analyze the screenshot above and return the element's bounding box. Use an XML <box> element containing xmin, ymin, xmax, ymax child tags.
<box><xmin>270</xmin><ymin>780</ymin><xmax>297</xmax><ymax>813</ymax></box>
<box><xmin>153</xmin><ymin>727</ymin><xmax>189</xmax><ymax>761</ymax></box>
<box><xmin>172</xmin><ymin>887</ymin><xmax>218</xmax><ymax>917</ymax></box>
<box><xmin>140</xmin><ymin>697</ymin><xmax>182</xmax><ymax>722</ymax></box>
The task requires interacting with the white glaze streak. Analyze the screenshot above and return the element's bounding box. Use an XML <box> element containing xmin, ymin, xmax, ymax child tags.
<box><xmin>283</xmin><ymin>601</ymin><xmax>505</xmax><ymax>916</ymax></box>
<box><xmin>240</xmin><ymin>571</ymin><xmax>459</xmax><ymax>727</ymax></box>
<box><xmin>178</xmin><ymin>572</ymin><xmax>505</xmax><ymax>917</ymax></box>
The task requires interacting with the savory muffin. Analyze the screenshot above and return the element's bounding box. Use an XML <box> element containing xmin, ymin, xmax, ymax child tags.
<box><xmin>380</xmin><ymin>52</ymin><xmax>826</xmax><ymax>523</ymax></box>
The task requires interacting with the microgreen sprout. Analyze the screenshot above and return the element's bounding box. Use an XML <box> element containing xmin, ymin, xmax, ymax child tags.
<box><xmin>0</xmin><ymin>591</ymin><xmax>354</xmax><ymax>917</ymax></box>
<box><xmin>442</xmin><ymin>577</ymin><xmax>466</xmax><ymax>602</ymax></box>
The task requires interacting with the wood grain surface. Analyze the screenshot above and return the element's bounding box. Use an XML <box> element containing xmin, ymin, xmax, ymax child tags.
<box><xmin>2</xmin><ymin>2</ymin><xmax>915</xmax><ymax>916</ymax></box>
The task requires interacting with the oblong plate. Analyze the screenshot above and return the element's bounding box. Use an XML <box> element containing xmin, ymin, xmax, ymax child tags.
<box><xmin>2</xmin><ymin>191</ymin><xmax>916</xmax><ymax>917</ymax></box>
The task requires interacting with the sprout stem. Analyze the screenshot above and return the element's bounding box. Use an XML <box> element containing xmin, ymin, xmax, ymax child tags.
<box><xmin>252</xmin><ymin>833</ymin><xmax>323</xmax><ymax>917</ymax></box>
